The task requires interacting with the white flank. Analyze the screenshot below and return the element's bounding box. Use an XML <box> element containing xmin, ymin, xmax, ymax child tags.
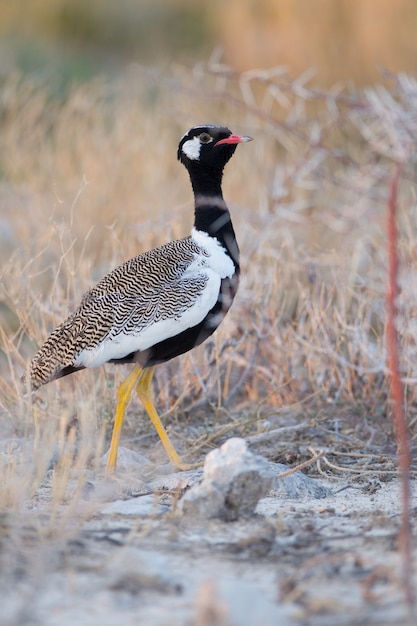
<box><xmin>75</xmin><ymin>231</ymin><xmax>235</xmax><ymax>369</ymax></box>
<box><xmin>181</xmin><ymin>136</ymin><xmax>201</xmax><ymax>161</ymax></box>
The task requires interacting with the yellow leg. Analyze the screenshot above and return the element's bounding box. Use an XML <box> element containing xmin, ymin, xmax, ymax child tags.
<box><xmin>106</xmin><ymin>364</ymin><xmax>143</xmax><ymax>472</ymax></box>
<box><xmin>136</xmin><ymin>366</ymin><xmax>185</xmax><ymax>469</ymax></box>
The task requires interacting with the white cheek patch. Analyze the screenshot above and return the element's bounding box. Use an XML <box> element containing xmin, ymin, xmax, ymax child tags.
<box><xmin>182</xmin><ymin>136</ymin><xmax>201</xmax><ymax>161</ymax></box>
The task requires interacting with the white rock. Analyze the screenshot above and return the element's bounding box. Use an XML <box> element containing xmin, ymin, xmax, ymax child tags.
<box><xmin>179</xmin><ymin>438</ymin><xmax>274</xmax><ymax>521</ymax></box>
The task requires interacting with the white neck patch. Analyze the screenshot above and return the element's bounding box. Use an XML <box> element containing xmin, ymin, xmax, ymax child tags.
<box><xmin>191</xmin><ymin>228</ymin><xmax>235</xmax><ymax>278</ymax></box>
<box><xmin>181</xmin><ymin>136</ymin><xmax>201</xmax><ymax>161</ymax></box>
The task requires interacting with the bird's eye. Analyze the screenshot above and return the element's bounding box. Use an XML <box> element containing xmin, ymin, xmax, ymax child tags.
<box><xmin>199</xmin><ymin>132</ymin><xmax>212</xmax><ymax>144</ymax></box>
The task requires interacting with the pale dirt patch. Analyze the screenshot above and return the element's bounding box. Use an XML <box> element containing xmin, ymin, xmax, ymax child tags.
<box><xmin>0</xmin><ymin>442</ymin><xmax>414</xmax><ymax>626</ymax></box>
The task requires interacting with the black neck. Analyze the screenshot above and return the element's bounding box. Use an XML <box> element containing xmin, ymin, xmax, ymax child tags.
<box><xmin>187</xmin><ymin>162</ymin><xmax>240</xmax><ymax>270</ymax></box>
<box><xmin>188</xmin><ymin>161</ymin><xmax>224</xmax><ymax>198</ymax></box>
<box><xmin>193</xmin><ymin>195</ymin><xmax>240</xmax><ymax>271</ymax></box>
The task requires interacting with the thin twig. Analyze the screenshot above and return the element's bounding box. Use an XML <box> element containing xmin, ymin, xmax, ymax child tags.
<box><xmin>386</xmin><ymin>163</ymin><xmax>415</xmax><ymax>615</ymax></box>
<box><xmin>275</xmin><ymin>450</ymin><xmax>325</xmax><ymax>479</ymax></box>
<box><xmin>321</xmin><ymin>455</ymin><xmax>416</xmax><ymax>476</ymax></box>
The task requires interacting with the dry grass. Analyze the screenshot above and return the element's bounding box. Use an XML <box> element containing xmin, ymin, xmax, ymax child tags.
<box><xmin>1</xmin><ymin>63</ymin><xmax>417</xmax><ymax>514</ymax></box>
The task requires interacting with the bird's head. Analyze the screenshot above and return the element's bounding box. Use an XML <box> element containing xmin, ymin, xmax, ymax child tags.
<box><xmin>177</xmin><ymin>125</ymin><xmax>253</xmax><ymax>172</ymax></box>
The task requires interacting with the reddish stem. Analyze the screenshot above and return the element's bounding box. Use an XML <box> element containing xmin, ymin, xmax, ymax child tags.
<box><xmin>386</xmin><ymin>163</ymin><xmax>414</xmax><ymax>612</ymax></box>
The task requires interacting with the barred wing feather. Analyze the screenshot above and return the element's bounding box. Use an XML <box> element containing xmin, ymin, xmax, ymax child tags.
<box><xmin>29</xmin><ymin>237</ymin><xmax>214</xmax><ymax>387</ymax></box>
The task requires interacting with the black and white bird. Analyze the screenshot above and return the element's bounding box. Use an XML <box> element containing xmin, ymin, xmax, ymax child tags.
<box><xmin>28</xmin><ymin>125</ymin><xmax>252</xmax><ymax>471</ymax></box>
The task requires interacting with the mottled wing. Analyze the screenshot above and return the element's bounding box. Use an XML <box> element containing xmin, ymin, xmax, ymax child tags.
<box><xmin>29</xmin><ymin>237</ymin><xmax>211</xmax><ymax>388</ymax></box>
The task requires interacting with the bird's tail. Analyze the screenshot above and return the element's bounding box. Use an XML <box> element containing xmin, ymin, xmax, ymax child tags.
<box><xmin>27</xmin><ymin>313</ymin><xmax>83</xmax><ymax>390</ymax></box>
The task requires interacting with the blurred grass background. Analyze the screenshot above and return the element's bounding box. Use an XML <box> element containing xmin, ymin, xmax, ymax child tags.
<box><xmin>0</xmin><ymin>0</ymin><xmax>416</xmax><ymax>90</ymax></box>
<box><xmin>1</xmin><ymin>0</ymin><xmax>417</xmax><ymax>474</ymax></box>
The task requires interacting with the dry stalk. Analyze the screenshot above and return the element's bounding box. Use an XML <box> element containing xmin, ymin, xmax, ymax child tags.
<box><xmin>386</xmin><ymin>163</ymin><xmax>414</xmax><ymax>614</ymax></box>
<box><xmin>275</xmin><ymin>450</ymin><xmax>324</xmax><ymax>479</ymax></box>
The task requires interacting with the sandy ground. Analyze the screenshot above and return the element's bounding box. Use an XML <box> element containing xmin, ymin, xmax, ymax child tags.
<box><xmin>0</xmin><ymin>438</ymin><xmax>415</xmax><ymax>626</ymax></box>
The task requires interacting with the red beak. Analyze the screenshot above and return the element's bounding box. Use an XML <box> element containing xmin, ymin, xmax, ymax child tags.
<box><xmin>215</xmin><ymin>134</ymin><xmax>253</xmax><ymax>146</ymax></box>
